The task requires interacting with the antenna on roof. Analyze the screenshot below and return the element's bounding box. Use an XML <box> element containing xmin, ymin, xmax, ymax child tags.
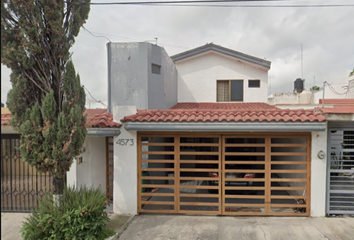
<box><xmin>301</xmin><ymin>44</ymin><xmax>303</xmax><ymax>79</ymax></box>
<box><xmin>154</xmin><ymin>37</ymin><xmax>158</xmax><ymax>45</ymax></box>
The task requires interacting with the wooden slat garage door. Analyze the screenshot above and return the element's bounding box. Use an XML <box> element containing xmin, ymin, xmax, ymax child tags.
<box><xmin>138</xmin><ymin>134</ymin><xmax>221</xmax><ymax>214</ymax></box>
<box><xmin>138</xmin><ymin>133</ymin><xmax>310</xmax><ymax>216</ymax></box>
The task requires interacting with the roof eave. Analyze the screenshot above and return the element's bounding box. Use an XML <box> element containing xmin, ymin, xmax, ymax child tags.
<box><xmin>171</xmin><ymin>44</ymin><xmax>271</xmax><ymax>69</ymax></box>
<box><xmin>87</xmin><ymin>128</ymin><xmax>121</xmax><ymax>137</ymax></box>
<box><xmin>1</xmin><ymin>126</ymin><xmax>121</xmax><ymax>136</ymax></box>
<box><xmin>124</xmin><ymin>121</ymin><xmax>326</xmax><ymax>132</ymax></box>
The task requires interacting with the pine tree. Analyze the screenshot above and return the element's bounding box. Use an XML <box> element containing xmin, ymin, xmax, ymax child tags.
<box><xmin>1</xmin><ymin>0</ymin><xmax>91</xmax><ymax>195</ymax></box>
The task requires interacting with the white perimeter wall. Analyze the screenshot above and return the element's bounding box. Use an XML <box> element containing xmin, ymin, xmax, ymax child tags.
<box><xmin>311</xmin><ymin>130</ymin><xmax>328</xmax><ymax>217</ymax></box>
<box><xmin>113</xmin><ymin>106</ymin><xmax>137</xmax><ymax>214</ymax></box>
<box><xmin>176</xmin><ymin>52</ymin><xmax>269</xmax><ymax>103</ymax></box>
<box><xmin>67</xmin><ymin>137</ymin><xmax>106</xmax><ymax>192</ymax></box>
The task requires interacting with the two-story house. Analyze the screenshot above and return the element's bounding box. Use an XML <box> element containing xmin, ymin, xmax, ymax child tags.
<box><xmin>97</xmin><ymin>42</ymin><xmax>332</xmax><ymax>217</ymax></box>
<box><xmin>3</xmin><ymin>42</ymin><xmax>352</xmax><ymax>217</ymax></box>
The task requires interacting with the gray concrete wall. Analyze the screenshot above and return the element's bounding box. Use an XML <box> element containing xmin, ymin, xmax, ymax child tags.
<box><xmin>147</xmin><ymin>44</ymin><xmax>178</xmax><ymax>109</ymax></box>
<box><xmin>107</xmin><ymin>42</ymin><xmax>177</xmax><ymax>113</ymax></box>
<box><xmin>107</xmin><ymin>42</ymin><xmax>149</xmax><ymax>112</ymax></box>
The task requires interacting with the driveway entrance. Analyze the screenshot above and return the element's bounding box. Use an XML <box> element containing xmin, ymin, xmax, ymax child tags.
<box><xmin>138</xmin><ymin>132</ymin><xmax>310</xmax><ymax>216</ymax></box>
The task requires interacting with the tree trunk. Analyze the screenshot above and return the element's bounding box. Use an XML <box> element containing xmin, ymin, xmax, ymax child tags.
<box><xmin>53</xmin><ymin>176</ymin><xmax>65</xmax><ymax>194</ymax></box>
<box><xmin>53</xmin><ymin>176</ymin><xmax>65</xmax><ymax>206</ymax></box>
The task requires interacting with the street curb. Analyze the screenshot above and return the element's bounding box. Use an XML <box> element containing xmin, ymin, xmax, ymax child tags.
<box><xmin>109</xmin><ymin>215</ymin><xmax>137</xmax><ymax>240</ymax></box>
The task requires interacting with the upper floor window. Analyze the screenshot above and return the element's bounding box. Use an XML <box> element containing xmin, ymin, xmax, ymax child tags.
<box><xmin>217</xmin><ymin>80</ymin><xmax>243</xmax><ymax>102</ymax></box>
<box><xmin>248</xmin><ymin>79</ymin><xmax>260</xmax><ymax>88</ymax></box>
<box><xmin>152</xmin><ymin>64</ymin><xmax>161</xmax><ymax>75</ymax></box>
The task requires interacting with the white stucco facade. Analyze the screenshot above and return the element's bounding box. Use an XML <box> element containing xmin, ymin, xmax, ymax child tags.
<box><xmin>175</xmin><ymin>52</ymin><xmax>269</xmax><ymax>103</ymax></box>
<box><xmin>268</xmin><ymin>90</ymin><xmax>315</xmax><ymax>105</ymax></box>
<box><xmin>67</xmin><ymin>136</ymin><xmax>107</xmax><ymax>191</ymax></box>
<box><xmin>112</xmin><ymin>106</ymin><xmax>138</xmax><ymax>214</ymax></box>
<box><xmin>310</xmin><ymin>130</ymin><xmax>328</xmax><ymax>217</ymax></box>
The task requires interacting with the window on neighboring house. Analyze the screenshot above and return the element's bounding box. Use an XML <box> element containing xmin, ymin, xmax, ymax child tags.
<box><xmin>248</xmin><ymin>79</ymin><xmax>260</xmax><ymax>88</ymax></box>
<box><xmin>217</xmin><ymin>80</ymin><xmax>243</xmax><ymax>102</ymax></box>
<box><xmin>152</xmin><ymin>64</ymin><xmax>161</xmax><ymax>75</ymax></box>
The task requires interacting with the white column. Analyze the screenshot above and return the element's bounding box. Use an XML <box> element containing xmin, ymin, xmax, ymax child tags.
<box><xmin>113</xmin><ymin>106</ymin><xmax>138</xmax><ymax>214</ymax></box>
<box><xmin>311</xmin><ymin>130</ymin><xmax>328</xmax><ymax>217</ymax></box>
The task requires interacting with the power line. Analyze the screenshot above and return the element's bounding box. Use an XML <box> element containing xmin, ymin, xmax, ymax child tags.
<box><xmin>86</xmin><ymin>1</ymin><xmax>354</xmax><ymax>7</ymax></box>
<box><xmin>85</xmin><ymin>30</ymin><xmax>136</xmax><ymax>41</ymax></box>
<box><xmin>82</xmin><ymin>26</ymin><xmax>111</xmax><ymax>42</ymax></box>
<box><xmin>90</xmin><ymin>0</ymin><xmax>288</xmax><ymax>5</ymax></box>
<box><xmin>83</xmin><ymin>85</ymin><xmax>108</xmax><ymax>107</ymax></box>
<box><xmin>83</xmin><ymin>27</ymin><xmax>192</xmax><ymax>51</ymax></box>
<box><xmin>325</xmin><ymin>82</ymin><xmax>348</xmax><ymax>95</ymax></box>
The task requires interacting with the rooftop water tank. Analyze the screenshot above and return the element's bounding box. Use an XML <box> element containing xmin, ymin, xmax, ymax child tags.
<box><xmin>294</xmin><ymin>78</ymin><xmax>305</xmax><ymax>93</ymax></box>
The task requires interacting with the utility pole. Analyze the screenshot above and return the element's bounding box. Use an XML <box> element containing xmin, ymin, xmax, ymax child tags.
<box><xmin>322</xmin><ymin>81</ymin><xmax>326</xmax><ymax>108</ymax></box>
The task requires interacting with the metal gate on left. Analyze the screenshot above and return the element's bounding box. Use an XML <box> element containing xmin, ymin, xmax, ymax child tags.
<box><xmin>1</xmin><ymin>134</ymin><xmax>53</xmax><ymax>212</ymax></box>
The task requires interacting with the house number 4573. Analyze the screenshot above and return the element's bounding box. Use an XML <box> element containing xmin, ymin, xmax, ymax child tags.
<box><xmin>116</xmin><ymin>139</ymin><xmax>134</xmax><ymax>146</ymax></box>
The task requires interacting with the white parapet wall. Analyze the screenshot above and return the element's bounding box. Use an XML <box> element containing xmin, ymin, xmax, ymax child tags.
<box><xmin>310</xmin><ymin>130</ymin><xmax>328</xmax><ymax>217</ymax></box>
<box><xmin>113</xmin><ymin>106</ymin><xmax>138</xmax><ymax>214</ymax></box>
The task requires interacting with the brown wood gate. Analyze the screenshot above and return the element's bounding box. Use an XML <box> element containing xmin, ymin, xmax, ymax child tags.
<box><xmin>138</xmin><ymin>132</ymin><xmax>310</xmax><ymax>216</ymax></box>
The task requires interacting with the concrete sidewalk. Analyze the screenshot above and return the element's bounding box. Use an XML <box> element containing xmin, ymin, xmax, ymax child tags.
<box><xmin>118</xmin><ymin>215</ymin><xmax>354</xmax><ymax>240</ymax></box>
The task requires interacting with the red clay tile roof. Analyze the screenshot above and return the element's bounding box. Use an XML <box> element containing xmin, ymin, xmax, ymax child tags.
<box><xmin>319</xmin><ymin>99</ymin><xmax>354</xmax><ymax>105</ymax></box>
<box><xmin>317</xmin><ymin>99</ymin><xmax>354</xmax><ymax>114</ymax></box>
<box><xmin>1</xmin><ymin>109</ymin><xmax>120</xmax><ymax>128</ymax></box>
<box><xmin>170</xmin><ymin>102</ymin><xmax>277</xmax><ymax>110</ymax></box>
<box><xmin>122</xmin><ymin>102</ymin><xmax>326</xmax><ymax>123</ymax></box>
<box><xmin>84</xmin><ymin>109</ymin><xmax>121</xmax><ymax>128</ymax></box>
<box><xmin>1</xmin><ymin>114</ymin><xmax>12</xmax><ymax>126</ymax></box>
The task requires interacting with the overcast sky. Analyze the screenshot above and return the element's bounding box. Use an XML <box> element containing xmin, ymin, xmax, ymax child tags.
<box><xmin>1</xmin><ymin>0</ymin><xmax>353</xmax><ymax>108</ymax></box>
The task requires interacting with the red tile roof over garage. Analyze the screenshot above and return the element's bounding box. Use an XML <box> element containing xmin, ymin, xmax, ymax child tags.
<box><xmin>1</xmin><ymin>109</ymin><xmax>120</xmax><ymax>128</ymax></box>
<box><xmin>317</xmin><ymin>99</ymin><xmax>354</xmax><ymax>114</ymax></box>
<box><xmin>122</xmin><ymin>102</ymin><xmax>326</xmax><ymax>123</ymax></box>
<box><xmin>170</xmin><ymin>102</ymin><xmax>277</xmax><ymax>110</ymax></box>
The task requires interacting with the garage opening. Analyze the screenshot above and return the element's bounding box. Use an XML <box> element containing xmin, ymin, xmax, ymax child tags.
<box><xmin>138</xmin><ymin>133</ymin><xmax>310</xmax><ymax>216</ymax></box>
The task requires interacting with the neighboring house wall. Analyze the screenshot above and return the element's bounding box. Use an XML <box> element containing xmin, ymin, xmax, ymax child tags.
<box><xmin>311</xmin><ymin>130</ymin><xmax>328</xmax><ymax>217</ymax></box>
<box><xmin>107</xmin><ymin>42</ymin><xmax>178</xmax><ymax>112</ymax></box>
<box><xmin>67</xmin><ymin>137</ymin><xmax>106</xmax><ymax>191</ymax></box>
<box><xmin>268</xmin><ymin>91</ymin><xmax>314</xmax><ymax>105</ymax></box>
<box><xmin>175</xmin><ymin>52</ymin><xmax>269</xmax><ymax>103</ymax></box>
<box><xmin>112</xmin><ymin>106</ymin><xmax>138</xmax><ymax>214</ymax></box>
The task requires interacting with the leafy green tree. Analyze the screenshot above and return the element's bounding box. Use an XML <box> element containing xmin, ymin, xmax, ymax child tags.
<box><xmin>350</xmin><ymin>68</ymin><xmax>354</xmax><ymax>77</ymax></box>
<box><xmin>310</xmin><ymin>86</ymin><xmax>320</xmax><ymax>92</ymax></box>
<box><xmin>1</xmin><ymin>0</ymin><xmax>91</xmax><ymax>195</ymax></box>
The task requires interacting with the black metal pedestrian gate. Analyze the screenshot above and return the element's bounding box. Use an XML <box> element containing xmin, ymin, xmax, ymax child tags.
<box><xmin>1</xmin><ymin>134</ymin><xmax>53</xmax><ymax>212</ymax></box>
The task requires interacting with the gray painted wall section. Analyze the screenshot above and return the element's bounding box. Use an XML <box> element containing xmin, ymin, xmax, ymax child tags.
<box><xmin>107</xmin><ymin>42</ymin><xmax>177</xmax><ymax>113</ymax></box>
